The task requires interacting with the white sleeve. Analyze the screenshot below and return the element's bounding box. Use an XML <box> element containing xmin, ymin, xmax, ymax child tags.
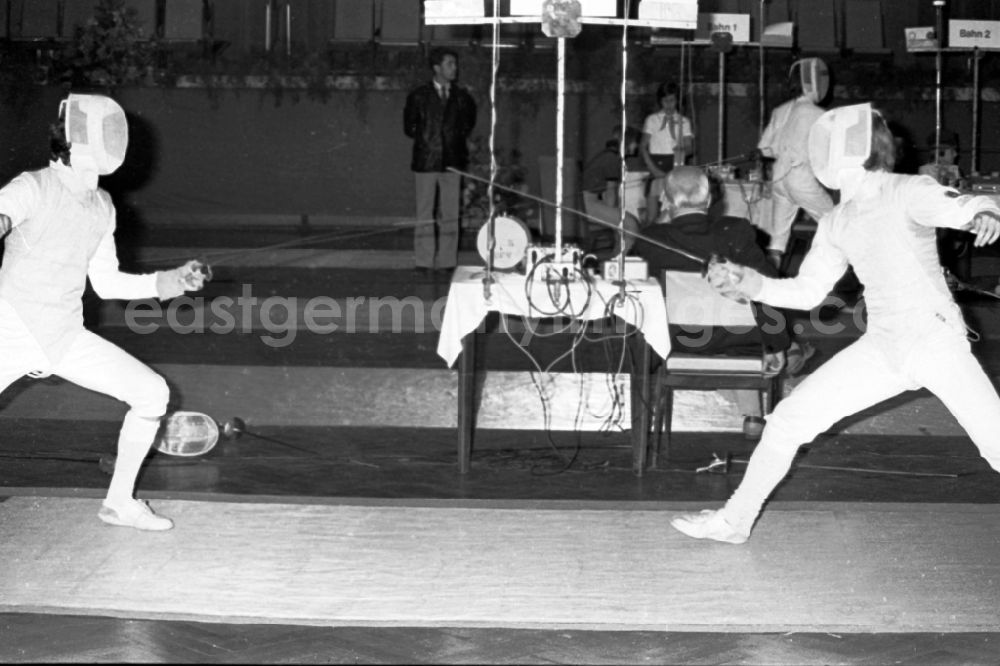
<box><xmin>642</xmin><ymin>113</ymin><xmax>657</xmax><ymax>136</ymax></box>
<box><xmin>682</xmin><ymin>116</ymin><xmax>694</xmax><ymax>139</ymax></box>
<box><xmin>756</xmin><ymin>216</ymin><xmax>849</xmax><ymax>310</ymax></box>
<box><xmin>906</xmin><ymin>176</ymin><xmax>1000</xmax><ymax>230</ymax></box>
<box><xmin>87</xmin><ymin>197</ymin><xmax>159</xmax><ymax>300</ymax></box>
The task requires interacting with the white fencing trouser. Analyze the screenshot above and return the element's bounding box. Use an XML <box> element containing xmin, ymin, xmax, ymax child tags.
<box><xmin>0</xmin><ymin>302</ymin><xmax>169</xmax><ymax>503</ymax></box>
<box><xmin>767</xmin><ymin>163</ymin><xmax>834</xmax><ymax>254</ymax></box>
<box><xmin>720</xmin><ymin>318</ymin><xmax>1000</xmax><ymax>536</ymax></box>
<box><xmin>413</xmin><ymin>171</ymin><xmax>461</xmax><ymax>270</ymax></box>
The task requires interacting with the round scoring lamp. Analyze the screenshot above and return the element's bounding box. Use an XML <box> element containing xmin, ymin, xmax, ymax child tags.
<box><xmin>477</xmin><ymin>215</ymin><xmax>531</xmax><ymax>271</ymax></box>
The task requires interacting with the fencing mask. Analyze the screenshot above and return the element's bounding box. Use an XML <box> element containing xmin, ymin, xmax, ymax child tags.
<box><xmin>790</xmin><ymin>57</ymin><xmax>829</xmax><ymax>104</ymax></box>
<box><xmin>154</xmin><ymin>411</ymin><xmax>220</xmax><ymax>457</ymax></box>
<box><xmin>808</xmin><ymin>103</ymin><xmax>873</xmax><ymax>201</ymax></box>
<box><xmin>59</xmin><ymin>93</ymin><xmax>128</xmax><ymax>189</ymax></box>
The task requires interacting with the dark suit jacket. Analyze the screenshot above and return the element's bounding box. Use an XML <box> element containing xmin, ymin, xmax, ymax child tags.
<box><xmin>633</xmin><ymin>211</ymin><xmax>791</xmax><ymax>355</ymax></box>
<box><xmin>403</xmin><ymin>83</ymin><xmax>477</xmax><ymax>173</ymax></box>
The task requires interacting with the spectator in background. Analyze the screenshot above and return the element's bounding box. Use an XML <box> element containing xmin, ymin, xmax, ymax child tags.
<box><xmin>581</xmin><ymin>125</ymin><xmax>644</xmax><ymax>253</ymax></box>
<box><xmin>403</xmin><ymin>47</ymin><xmax>477</xmax><ymax>276</ymax></box>
<box><xmin>640</xmin><ymin>82</ymin><xmax>694</xmax><ymax>225</ymax></box>
<box><xmin>919</xmin><ymin>129</ymin><xmax>962</xmax><ymax>186</ymax></box>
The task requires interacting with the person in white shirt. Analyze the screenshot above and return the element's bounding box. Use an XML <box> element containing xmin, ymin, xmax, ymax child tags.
<box><xmin>640</xmin><ymin>82</ymin><xmax>694</xmax><ymax>224</ymax></box>
<box><xmin>0</xmin><ymin>93</ymin><xmax>207</xmax><ymax>531</ymax></box>
<box><xmin>756</xmin><ymin>58</ymin><xmax>835</xmax><ymax>267</ymax></box>
<box><xmin>671</xmin><ymin>103</ymin><xmax>1000</xmax><ymax>544</ymax></box>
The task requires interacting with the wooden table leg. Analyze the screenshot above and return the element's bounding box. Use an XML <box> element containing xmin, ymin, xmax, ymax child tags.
<box><xmin>630</xmin><ymin>333</ymin><xmax>652</xmax><ymax>476</ymax></box>
<box><xmin>457</xmin><ymin>331</ymin><xmax>477</xmax><ymax>474</ymax></box>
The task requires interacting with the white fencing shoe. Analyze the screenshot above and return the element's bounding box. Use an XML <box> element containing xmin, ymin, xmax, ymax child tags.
<box><xmin>670</xmin><ymin>509</ymin><xmax>748</xmax><ymax>544</ymax></box>
<box><xmin>99</xmin><ymin>499</ymin><xmax>174</xmax><ymax>531</ymax></box>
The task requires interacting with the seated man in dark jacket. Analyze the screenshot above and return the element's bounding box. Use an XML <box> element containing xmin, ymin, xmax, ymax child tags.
<box><xmin>625</xmin><ymin>166</ymin><xmax>810</xmax><ymax>437</ymax></box>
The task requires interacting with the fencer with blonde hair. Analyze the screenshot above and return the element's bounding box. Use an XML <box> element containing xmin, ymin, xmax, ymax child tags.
<box><xmin>0</xmin><ymin>93</ymin><xmax>207</xmax><ymax>531</ymax></box>
<box><xmin>672</xmin><ymin>103</ymin><xmax>1000</xmax><ymax>544</ymax></box>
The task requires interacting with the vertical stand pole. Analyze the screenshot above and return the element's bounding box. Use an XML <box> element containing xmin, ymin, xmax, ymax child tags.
<box><xmin>265</xmin><ymin>0</ymin><xmax>272</xmax><ymax>52</ymax></box>
<box><xmin>972</xmin><ymin>47</ymin><xmax>980</xmax><ymax>175</ymax></box>
<box><xmin>934</xmin><ymin>0</ymin><xmax>945</xmax><ymax>171</ymax></box>
<box><xmin>555</xmin><ymin>36</ymin><xmax>566</xmax><ymax>259</ymax></box>
<box><xmin>759</xmin><ymin>0</ymin><xmax>766</xmax><ymax>137</ymax></box>
<box><xmin>286</xmin><ymin>3</ymin><xmax>291</xmax><ymax>57</ymax></box>
<box><xmin>718</xmin><ymin>51</ymin><xmax>725</xmax><ymax>165</ymax></box>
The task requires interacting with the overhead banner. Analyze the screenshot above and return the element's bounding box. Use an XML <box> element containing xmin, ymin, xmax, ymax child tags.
<box><xmin>637</xmin><ymin>0</ymin><xmax>698</xmax><ymax>29</ymax></box>
<box><xmin>424</xmin><ymin>0</ymin><xmax>485</xmax><ymax>24</ymax></box>
<box><xmin>509</xmin><ymin>0</ymin><xmax>616</xmax><ymax>16</ymax></box>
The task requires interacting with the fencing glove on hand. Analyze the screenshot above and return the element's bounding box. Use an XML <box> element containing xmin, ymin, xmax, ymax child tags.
<box><xmin>156</xmin><ymin>260</ymin><xmax>210</xmax><ymax>300</ymax></box>
<box><xmin>965</xmin><ymin>211</ymin><xmax>1000</xmax><ymax>248</ymax></box>
<box><xmin>705</xmin><ymin>256</ymin><xmax>763</xmax><ymax>304</ymax></box>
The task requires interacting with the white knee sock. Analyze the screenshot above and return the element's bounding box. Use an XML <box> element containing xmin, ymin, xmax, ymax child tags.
<box><xmin>105</xmin><ymin>411</ymin><xmax>162</xmax><ymax>506</ymax></box>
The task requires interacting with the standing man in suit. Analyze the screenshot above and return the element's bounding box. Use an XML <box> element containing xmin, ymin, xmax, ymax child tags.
<box><xmin>403</xmin><ymin>47</ymin><xmax>477</xmax><ymax>276</ymax></box>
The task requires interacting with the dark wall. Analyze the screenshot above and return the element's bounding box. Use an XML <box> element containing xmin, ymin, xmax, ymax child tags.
<box><xmin>1</xmin><ymin>80</ymin><xmax>998</xmax><ymax>228</ymax></box>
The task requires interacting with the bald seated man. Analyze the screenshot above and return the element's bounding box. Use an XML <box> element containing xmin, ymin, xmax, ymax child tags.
<box><xmin>624</xmin><ymin>166</ymin><xmax>815</xmax><ymax>435</ymax></box>
<box><xmin>626</xmin><ymin>166</ymin><xmax>791</xmax><ymax>358</ymax></box>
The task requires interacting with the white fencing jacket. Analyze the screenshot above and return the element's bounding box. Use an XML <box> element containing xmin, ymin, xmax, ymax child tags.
<box><xmin>758</xmin><ymin>96</ymin><xmax>825</xmax><ymax>183</ymax></box>
<box><xmin>758</xmin><ymin>172</ymin><xmax>1000</xmax><ymax>342</ymax></box>
<box><xmin>0</xmin><ymin>162</ymin><xmax>157</xmax><ymax>363</ymax></box>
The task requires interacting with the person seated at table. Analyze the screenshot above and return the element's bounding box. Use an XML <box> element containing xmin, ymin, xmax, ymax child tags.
<box><xmin>624</xmin><ymin>166</ymin><xmax>813</xmax><ymax>438</ymax></box>
<box><xmin>581</xmin><ymin>125</ymin><xmax>644</xmax><ymax>255</ymax></box>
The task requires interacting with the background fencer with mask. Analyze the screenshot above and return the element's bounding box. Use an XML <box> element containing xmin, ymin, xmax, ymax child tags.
<box><xmin>755</xmin><ymin>58</ymin><xmax>836</xmax><ymax>267</ymax></box>
<box><xmin>671</xmin><ymin>103</ymin><xmax>1000</xmax><ymax>545</ymax></box>
<box><xmin>0</xmin><ymin>93</ymin><xmax>207</xmax><ymax>531</ymax></box>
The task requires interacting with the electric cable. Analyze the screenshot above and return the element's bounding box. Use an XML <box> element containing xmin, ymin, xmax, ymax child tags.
<box><xmin>452</xmin><ymin>167</ymin><xmax>707</xmax><ymax>265</ymax></box>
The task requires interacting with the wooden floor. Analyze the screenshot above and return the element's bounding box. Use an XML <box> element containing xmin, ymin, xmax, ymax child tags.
<box><xmin>2</xmin><ymin>224</ymin><xmax>1000</xmax><ymax>664</ymax></box>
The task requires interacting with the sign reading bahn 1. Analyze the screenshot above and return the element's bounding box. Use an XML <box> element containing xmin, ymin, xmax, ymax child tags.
<box><xmin>696</xmin><ymin>13</ymin><xmax>751</xmax><ymax>43</ymax></box>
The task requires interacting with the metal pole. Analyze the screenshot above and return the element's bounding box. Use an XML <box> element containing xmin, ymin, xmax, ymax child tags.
<box><xmin>934</xmin><ymin>0</ymin><xmax>945</xmax><ymax>171</ymax></box>
<box><xmin>759</xmin><ymin>0</ymin><xmax>766</xmax><ymax>137</ymax></box>
<box><xmin>555</xmin><ymin>36</ymin><xmax>565</xmax><ymax>259</ymax></box>
<box><xmin>972</xmin><ymin>47</ymin><xmax>980</xmax><ymax>175</ymax></box>
<box><xmin>718</xmin><ymin>50</ymin><xmax>725</xmax><ymax>165</ymax></box>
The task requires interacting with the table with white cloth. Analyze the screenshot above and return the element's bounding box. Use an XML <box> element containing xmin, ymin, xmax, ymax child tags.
<box><xmin>437</xmin><ymin>266</ymin><xmax>671</xmax><ymax>475</ymax></box>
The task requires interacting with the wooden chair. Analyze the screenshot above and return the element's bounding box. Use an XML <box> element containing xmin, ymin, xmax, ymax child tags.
<box><xmin>650</xmin><ymin>270</ymin><xmax>783</xmax><ymax>467</ymax></box>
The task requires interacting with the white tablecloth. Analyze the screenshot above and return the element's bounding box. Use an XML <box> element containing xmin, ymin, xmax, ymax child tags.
<box><xmin>436</xmin><ymin>266</ymin><xmax>671</xmax><ymax>367</ymax></box>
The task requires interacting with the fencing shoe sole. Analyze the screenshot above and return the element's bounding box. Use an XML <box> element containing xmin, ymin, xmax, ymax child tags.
<box><xmin>99</xmin><ymin>499</ymin><xmax>174</xmax><ymax>531</ymax></box>
<box><xmin>670</xmin><ymin>509</ymin><xmax>748</xmax><ymax>544</ymax></box>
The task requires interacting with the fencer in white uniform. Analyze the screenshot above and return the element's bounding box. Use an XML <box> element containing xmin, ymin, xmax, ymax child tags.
<box><xmin>671</xmin><ymin>104</ymin><xmax>1000</xmax><ymax>544</ymax></box>
<box><xmin>0</xmin><ymin>93</ymin><xmax>206</xmax><ymax>531</ymax></box>
<box><xmin>757</xmin><ymin>58</ymin><xmax>836</xmax><ymax>262</ymax></box>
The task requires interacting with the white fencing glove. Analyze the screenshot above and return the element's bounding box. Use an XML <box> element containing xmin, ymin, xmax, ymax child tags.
<box><xmin>156</xmin><ymin>260</ymin><xmax>210</xmax><ymax>300</ymax></box>
<box><xmin>705</xmin><ymin>255</ymin><xmax>763</xmax><ymax>304</ymax></box>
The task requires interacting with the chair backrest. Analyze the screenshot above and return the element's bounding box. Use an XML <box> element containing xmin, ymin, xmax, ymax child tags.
<box><xmin>662</xmin><ymin>270</ymin><xmax>757</xmax><ymax>328</ymax></box>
